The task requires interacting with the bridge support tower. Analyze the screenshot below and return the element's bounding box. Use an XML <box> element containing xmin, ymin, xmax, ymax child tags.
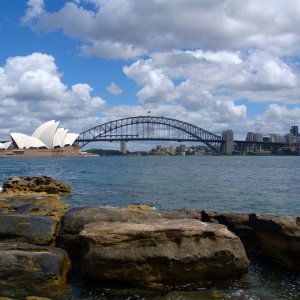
<box><xmin>222</xmin><ymin>130</ymin><xmax>234</xmax><ymax>155</ymax></box>
<box><xmin>120</xmin><ymin>141</ymin><xmax>127</xmax><ymax>155</ymax></box>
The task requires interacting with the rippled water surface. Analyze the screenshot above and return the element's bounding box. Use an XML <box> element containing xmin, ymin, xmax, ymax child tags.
<box><xmin>0</xmin><ymin>155</ymin><xmax>299</xmax><ymax>299</ymax></box>
<box><xmin>1</xmin><ymin>156</ymin><xmax>299</xmax><ymax>215</ymax></box>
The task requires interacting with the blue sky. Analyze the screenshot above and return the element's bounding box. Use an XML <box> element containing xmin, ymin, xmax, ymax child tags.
<box><xmin>1</xmin><ymin>0</ymin><xmax>300</xmax><ymax>148</ymax></box>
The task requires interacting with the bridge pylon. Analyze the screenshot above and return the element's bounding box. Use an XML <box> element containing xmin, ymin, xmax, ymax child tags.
<box><xmin>120</xmin><ymin>141</ymin><xmax>127</xmax><ymax>154</ymax></box>
<box><xmin>222</xmin><ymin>130</ymin><xmax>234</xmax><ymax>154</ymax></box>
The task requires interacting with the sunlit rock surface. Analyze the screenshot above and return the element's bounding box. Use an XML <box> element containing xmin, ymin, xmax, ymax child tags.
<box><xmin>2</xmin><ymin>176</ymin><xmax>71</xmax><ymax>195</ymax></box>
<box><xmin>58</xmin><ymin>206</ymin><xmax>198</xmax><ymax>255</ymax></box>
<box><xmin>0</xmin><ymin>195</ymin><xmax>68</xmax><ymax>221</ymax></box>
<box><xmin>79</xmin><ymin>219</ymin><xmax>249</xmax><ymax>288</ymax></box>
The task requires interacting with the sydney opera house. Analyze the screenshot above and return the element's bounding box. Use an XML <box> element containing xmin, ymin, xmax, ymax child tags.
<box><xmin>0</xmin><ymin>120</ymin><xmax>81</xmax><ymax>157</ymax></box>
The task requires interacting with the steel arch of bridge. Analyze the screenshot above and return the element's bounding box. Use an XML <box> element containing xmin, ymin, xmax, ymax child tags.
<box><xmin>76</xmin><ymin>116</ymin><xmax>223</xmax><ymax>152</ymax></box>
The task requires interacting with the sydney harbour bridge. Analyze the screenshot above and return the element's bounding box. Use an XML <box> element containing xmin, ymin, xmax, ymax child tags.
<box><xmin>76</xmin><ymin>116</ymin><xmax>286</xmax><ymax>154</ymax></box>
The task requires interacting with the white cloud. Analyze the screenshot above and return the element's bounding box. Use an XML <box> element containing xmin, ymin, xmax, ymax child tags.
<box><xmin>107</xmin><ymin>82</ymin><xmax>123</xmax><ymax>95</ymax></box>
<box><xmin>15</xmin><ymin>1</ymin><xmax>300</xmax><ymax>146</ymax></box>
<box><xmin>120</xmin><ymin>47</ymin><xmax>300</xmax><ymax>138</ymax></box>
<box><xmin>123</xmin><ymin>59</ymin><xmax>178</xmax><ymax>102</ymax></box>
<box><xmin>25</xmin><ymin>0</ymin><xmax>300</xmax><ymax>58</ymax></box>
<box><xmin>241</xmin><ymin>104</ymin><xmax>300</xmax><ymax>137</ymax></box>
<box><xmin>0</xmin><ymin>53</ymin><xmax>106</xmax><ymax>138</ymax></box>
<box><xmin>22</xmin><ymin>0</ymin><xmax>45</xmax><ymax>26</ymax></box>
<box><xmin>124</xmin><ymin>48</ymin><xmax>300</xmax><ymax>105</ymax></box>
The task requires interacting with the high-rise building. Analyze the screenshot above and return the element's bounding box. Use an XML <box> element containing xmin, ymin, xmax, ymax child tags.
<box><xmin>285</xmin><ymin>134</ymin><xmax>298</xmax><ymax>145</ymax></box>
<box><xmin>246</xmin><ymin>132</ymin><xmax>263</xmax><ymax>142</ymax></box>
<box><xmin>168</xmin><ymin>146</ymin><xmax>176</xmax><ymax>155</ymax></box>
<box><xmin>254</xmin><ymin>133</ymin><xmax>263</xmax><ymax>142</ymax></box>
<box><xmin>290</xmin><ymin>125</ymin><xmax>299</xmax><ymax>137</ymax></box>
<box><xmin>246</xmin><ymin>132</ymin><xmax>254</xmax><ymax>141</ymax></box>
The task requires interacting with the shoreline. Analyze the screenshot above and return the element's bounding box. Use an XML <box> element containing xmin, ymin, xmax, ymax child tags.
<box><xmin>0</xmin><ymin>176</ymin><xmax>299</xmax><ymax>299</ymax></box>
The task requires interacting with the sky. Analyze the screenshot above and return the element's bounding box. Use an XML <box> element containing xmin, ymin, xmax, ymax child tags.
<box><xmin>1</xmin><ymin>0</ymin><xmax>300</xmax><ymax>149</ymax></box>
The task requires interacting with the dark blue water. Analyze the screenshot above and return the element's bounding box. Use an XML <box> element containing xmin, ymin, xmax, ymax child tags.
<box><xmin>0</xmin><ymin>156</ymin><xmax>299</xmax><ymax>299</ymax></box>
<box><xmin>0</xmin><ymin>156</ymin><xmax>299</xmax><ymax>215</ymax></box>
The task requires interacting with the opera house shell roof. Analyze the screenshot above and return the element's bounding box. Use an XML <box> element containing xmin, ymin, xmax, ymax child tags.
<box><xmin>10</xmin><ymin>120</ymin><xmax>79</xmax><ymax>150</ymax></box>
<box><xmin>0</xmin><ymin>141</ymin><xmax>11</xmax><ymax>150</ymax></box>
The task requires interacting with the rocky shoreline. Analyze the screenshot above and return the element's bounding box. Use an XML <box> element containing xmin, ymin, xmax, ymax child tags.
<box><xmin>0</xmin><ymin>176</ymin><xmax>299</xmax><ymax>299</ymax></box>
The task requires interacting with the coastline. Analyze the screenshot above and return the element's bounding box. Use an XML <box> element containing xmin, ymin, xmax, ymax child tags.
<box><xmin>0</xmin><ymin>145</ymin><xmax>98</xmax><ymax>158</ymax></box>
<box><xmin>0</xmin><ymin>176</ymin><xmax>299</xmax><ymax>299</ymax></box>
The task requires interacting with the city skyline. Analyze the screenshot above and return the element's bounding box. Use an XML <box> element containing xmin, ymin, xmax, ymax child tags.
<box><xmin>1</xmin><ymin>1</ymin><xmax>300</xmax><ymax>150</ymax></box>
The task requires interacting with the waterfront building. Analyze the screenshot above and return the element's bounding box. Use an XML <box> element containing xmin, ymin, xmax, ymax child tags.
<box><xmin>179</xmin><ymin>144</ymin><xmax>187</xmax><ymax>156</ymax></box>
<box><xmin>284</xmin><ymin>134</ymin><xmax>298</xmax><ymax>145</ymax></box>
<box><xmin>246</xmin><ymin>132</ymin><xmax>263</xmax><ymax>142</ymax></box>
<box><xmin>268</xmin><ymin>134</ymin><xmax>285</xmax><ymax>143</ymax></box>
<box><xmin>290</xmin><ymin>125</ymin><xmax>299</xmax><ymax>137</ymax></box>
<box><xmin>246</xmin><ymin>132</ymin><xmax>254</xmax><ymax>141</ymax></box>
<box><xmin>168</xmin><ymin>146</ymin><xmax>176</xmax><ymax>155</ymax></box>
<box><xmin>10</xmin><ymin>120</ymin><xmax>78</xmax><ymax>150</ymax></box>
<box><xmin>1</xmin><ymin>120</ymin><xmax>80</xmax><ymax>157</ymax></box>
<box><xmin>263</xmin><ymin>135</ymin><xmax>272</xmax><ymax>143</ymax></box>
<box><xmin>254</xmin><ymin>133</ymin><xmax>263</xmax><ymax>142</ymax></box>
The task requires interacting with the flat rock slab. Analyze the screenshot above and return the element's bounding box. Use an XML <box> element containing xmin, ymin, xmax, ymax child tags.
<box><xmin>0</xmin><ymin>195</ymin><xmax>68</xmax><ymax>221</ymax></box>
<box><xmin>0</xmin><ymin>214</ymin><xmax>57</xmax><ymax>245</ymax></box>
<box><xmin>59</xmin><ymin>207</ymin><xmax>197</xmax><ymax>255</ymax></box>
<box><xmin>2</xmin><ymin>176</ymin><xmax>71</xmax><ymax>195</ymax></box>
<box><xmin>249</xmin><ymin>214</ymin><xmax>300</xmax><ymax>271</ymax></box>
<box><xmin>79</xmin><ymin>219</ymin><xmax>249</xmax><ymax>287</ymax></box>
<box><xmin>0</xmin><ymin>242</ymin><xmax>70</xmax><ymax>299</ymax></box>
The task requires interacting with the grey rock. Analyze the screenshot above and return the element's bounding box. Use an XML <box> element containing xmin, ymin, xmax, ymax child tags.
<box><xmin>249</xmin><ymin>214</ymin><xmax>300</xmax><ymax>271</ymax></box>
<box><xmin>0</xmin><ymin>242</ymin><xmax>71</xmax><ymax>299</ymax></box>
<box><xmin>0</xmin><ymin>214</ymin><xmax>57</xmax><ymax>245</ymax></box>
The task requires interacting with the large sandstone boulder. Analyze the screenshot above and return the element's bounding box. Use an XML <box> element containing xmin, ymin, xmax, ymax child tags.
<box><xmin>201</xmin><ymin>211</ymin><xmax>300</xmax><ymax>272</ymax></box>
<box><xmin>0</xmin><ymin>195</ymin><xmax>68</xmax><ymax>221</ymax></box>
<box><xmin>1</xmin><ymin>176</ymin><xmax>71</xmax><ymax>195</ymax></box>
<box><xmin>0</xmin><ymin>214</ymin><xmax>57</xmax><ymax>245</ymax></box>
<box><xmin>0</xmin><ymin>195</ymin><xmax>69</xmax><ymax>246</ymax></box>
<box><xmin>201</xmin><ymin>211</ymin><xmax>260</xmax><ymax>254</ymax></box>
<box><xmin>249</xmin><ymin>214</ymin><xmax>300</xmax><ymax>271</ymax></box>
<box><xmin>58</xmin><ymin>207</ymin><xmax>196</xmax><ymax>255</ymax></box>
<box><xmin>79</xmin><ymin>219</ymin><xmax>249</xmax><ymax>288</ymax></box>
<box><xmin>0</xmin><ymin>242</ymin><xmax>71</xmax><ymax>299</ymax></box>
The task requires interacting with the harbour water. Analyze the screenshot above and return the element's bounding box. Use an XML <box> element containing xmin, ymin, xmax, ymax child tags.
<box><xmin>0</xmin><ymin>156</ymin><xmax>299</xmax><ymax>299</ymax></box>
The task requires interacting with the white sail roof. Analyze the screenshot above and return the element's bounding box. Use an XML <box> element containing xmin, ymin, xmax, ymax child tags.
<box><xmin>64</xmin><ymin>133</ymin><xmax>79</xmax><ymax>146</ymax></box>
<box><xmin>32</xmin><ymin>120</ymin><xmax>56</xmax><ymax>139</ymax></box>
<box><xmin>37</xmin><ymin>121</ymin><xmax>60</xmax><ymax>149</ymax></box>
<box><xmin>53</xmin><ymin>128</ymin><xmax>68</xmax><ymax>148</ymax></box>
<box><xmin>10</xmin><ymin>120</ymin><xmax>78</xmax><ymax>150</ymax></box>
<box><xmin>10</xmin><ymin>133</ymin><xmax>47</xmax><ymax>149</ymax></box>
<box><xmin>0</xmin><ymin>141</ymin><xmax>11</xmax><ymax>150</ymax></box>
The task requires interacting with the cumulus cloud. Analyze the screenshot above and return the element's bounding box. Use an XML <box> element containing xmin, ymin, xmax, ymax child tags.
<box><xmin>16</xmin><ymin>1</ymin><xmax>300</xmax><ymax>143</ymax></box>
<box><xmin>0</xmin><ymin>53</ymin><xmax>106</xmax><ymax>138</ymax></box>
<box><xmin>107</xmin><ymin>82</ymin><xmax>123</xmax><ymax>95</ymax></box>
<box><xmin>121</xmin><ymin>47</ymin><xmax>300</xmax><ymax>137</ymax></box>
<box><xmin>251</xmin><ymin>104</ymin><xmax>300</xmax><ymax>134</ymax></box>
<box><xmin>124</xmin><ymin>48</ymin><xmax>300</xmax><ymax>105</ymax></box>
<box><xmin>22</xmin><ymin>0</ymin><xmax>45</xmax><ymax>26</ymax></box>
<box><xmin>24</xmin><ymin>0</ymin><xmax>300</xmax><ymax>58</ymax></box>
